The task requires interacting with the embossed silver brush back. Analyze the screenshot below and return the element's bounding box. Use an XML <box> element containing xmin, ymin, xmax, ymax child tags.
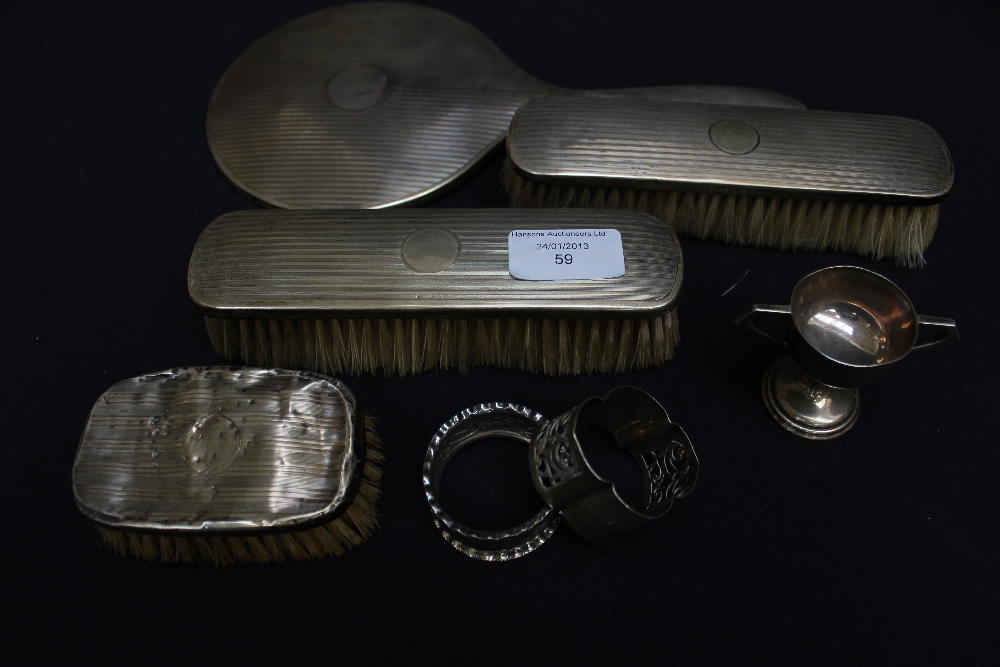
<box><xmin>73</xmin><ymin>368</ymin><xmax>365</xmax><ymax>533</ymax></box>
<box><xmin>506</xmin><ymin>95</ymin><xmax>953</xmax><ymax>264</ymax></box>
<box><xmin>206</xmin><ymin>2</ymin><xmax>804</xmax><ymax>209</ymax></box>
<box><xmin>188</xmin><ymin>209</ymin><xmax>683</xmax><ymax>375</ymax></box>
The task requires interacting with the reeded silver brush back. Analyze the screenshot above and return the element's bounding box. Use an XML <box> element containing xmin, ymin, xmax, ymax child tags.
<box><xmin>188</xmin><ymin>209</ymin><xmax>683</xmax><ymax>376</ymax></box>
<box><xmin>206</xmin><ymin>2</ymin><xmax>804</xmax><ymax>209</ymax></box>
<box><xmin>73</xmin><ymin>368</ymin><xmax>366</xmax><ymax>533</ymax></box>
<box><xmin>508</xmin><ymin>97</ymin><xmax>953</xmax><ymax>202</ymax></box>
<box><xmin>189</xmin><ymin>209</ymin><xmax>681</xmax><ymax>318</ymax></box>
<box><xmin>506</xmin><ymin>96</ymin><xmax>953</xmax><ymax>264</ymax></box>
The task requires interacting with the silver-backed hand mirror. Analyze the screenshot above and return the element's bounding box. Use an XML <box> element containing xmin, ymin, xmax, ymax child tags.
<box><xmin>206</xmin><ymin>3</ymin><xmax>805</xmax><ymax>209</ymax></box>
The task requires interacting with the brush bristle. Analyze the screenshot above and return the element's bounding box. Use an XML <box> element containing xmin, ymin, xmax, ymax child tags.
<box><xmin>204</xmin><ymin>311</ymin><xmax>679</xmax><ymax>377</ymax></box>
<box><xmin>504</xmin><ymin>165</ymin><xmax>938</xmax><ymax>267</ymax></box>
<box><xmin>97</xmin><ymin>416</ymin><xmax>384</xmax><ymax>564</ymax></box>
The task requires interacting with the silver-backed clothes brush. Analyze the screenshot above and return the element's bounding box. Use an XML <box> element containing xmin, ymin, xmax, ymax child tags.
<box><xmin>505</xmin><ymin>96</ymin><xmax>953</xmax><ymax>265</ymax></box>
<box><xmin>206</xmin><ymin>2</ymin><xmax>804</xmax><ymax>210</ymax></box>
<box><xmin>188</xmin><ymin>209</ymin><xmax>683</xmax><ymax>376</ymax></box>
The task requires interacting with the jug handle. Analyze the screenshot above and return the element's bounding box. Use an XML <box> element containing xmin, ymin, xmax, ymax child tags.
<box><xmin>733</xmin><ymin>304</ymin><xmax>791</xmax><ymax>345</ymax></box>
<box><xmin>913</xmin><ymin>316</ymin><xmax>960</xmax><ymax>351</ymax></box>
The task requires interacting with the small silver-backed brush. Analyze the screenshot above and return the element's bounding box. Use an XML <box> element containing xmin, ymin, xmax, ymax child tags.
<box><xmin>73</xmin><ymin>367</ymin><xmax>383</xmax><ymax>564</ymax></box>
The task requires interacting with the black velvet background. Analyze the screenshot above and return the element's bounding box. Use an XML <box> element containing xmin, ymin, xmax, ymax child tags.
<box><xmin>3</xmin><ymin>1</ymin><xmax>998</xmax><ymax>663</ymax></box>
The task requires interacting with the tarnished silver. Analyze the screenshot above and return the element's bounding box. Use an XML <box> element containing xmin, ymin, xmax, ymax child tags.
<box><xmin>73</xmin><ymin>368</ymin><xmax>367</xmax><ymax>532</ymax></box>
<box><xmin>530</xmin><ymin>387</ymin><xmax>698</xmax><ymax>542</ymax></box>
<box><xmin>508</xmin><ymin>96</ymin><xmax>953</xmax><ymax>203</ymax></box>
<box><xmin>423</xmin><ymin>403</ymin><xmax>560</xmax><ymax>561</ymax></box>
<box><xmin>206</xmin><ymin>2</ymin><xmax>805</xmax><ymax>209</ymax></box>
<box><xmin>189</xmin><ymin>209</ymin><xmax>681</xmax><ymax>319</ymax></box>
<box><xmin>762</xmin><ymin>354</ymin><xmax>860</xmax><ymax>439</ymax></box>
<box><xmin>735</xmin><ymin>266</ymin><xmax>960</xmax><ymax>440</ymax></box>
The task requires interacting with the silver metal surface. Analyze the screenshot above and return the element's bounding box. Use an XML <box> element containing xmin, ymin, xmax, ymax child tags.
<box><xmin>73</xmin><ymin>368</ymin><xmax>365</xmax><ymax>533</ymax></box>
<box><xmin>530</xmin><ymin>387</ymin><xmax>698</xmax><ymax>542</ymax></box>
<box><xmin>788</xmin><ymin>267</ymin><xmax>960</xmax><ymax>367</ymax></box>
<box><xmin>508</xmin><ymin>96</ymin><xmax>953</xmax><ymax>203</ymax></box>
<box><xmin>762</xmin><ymin>354</ymin><xmax>860</xmax><ymax>440</ymax></box>
<box><xmin>423</xmin><ymin>403</ymin><xmax>560</xmax><ymax>561</ymax></box>
<box><xmin>709</xmin><ymin>119</ymin><xmax>760</xmax><ymax>155</ymax></box>
<box><xmin>736</xmin><ymin>266</ymin><xmax>959</xmax><ymax>440</ymax></box>
<box><xmin>206</xmin><ymin>3</ymin><xmax>805</xmax><ymax>209</ymax></box>
<box><xmin>189</xmin><ymin>209</ymin><xmax>682</xmax><ymax>318</ymax></box>
<box><xmin>401</xmin><ymin>228</ymin><xmax>461</xmax><ymax>273</ymax></box>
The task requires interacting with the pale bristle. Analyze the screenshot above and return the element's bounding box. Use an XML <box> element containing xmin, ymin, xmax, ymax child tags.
<box><xmin>504</xmin><ymin>165</ymin><xmax>937</xmax><ymax>267</ymax></box>
<box><xmin>97</xmin><ymin>416</ymin><xmax>384</xmax><ymax>564</ymax></box>
<box><xmin>204</xmin><ymin>310</ymin><xmax>679</xmax><ymax>377</ymax></box>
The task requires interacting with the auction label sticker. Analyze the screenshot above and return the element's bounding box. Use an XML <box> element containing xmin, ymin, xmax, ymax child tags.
<box><xmin>508</xmin><ymin>229</ymin><xmax>625</xmax><ymax>281</ymax></box>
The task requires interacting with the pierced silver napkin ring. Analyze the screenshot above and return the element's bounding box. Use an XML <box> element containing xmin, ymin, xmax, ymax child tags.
<box><xmin>423</xmin><ymin>387</ymin><xmax>698</xmax><ymax>560</ymax></box>
<box><xmin>532</xmin><ymin>386</ymin><xmax>698</xmax><ymax>542</ymax></box>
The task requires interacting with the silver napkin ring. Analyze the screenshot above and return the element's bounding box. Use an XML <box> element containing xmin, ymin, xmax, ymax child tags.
<box><xmin>423</xmin><ymin>403</ymin><xmax>561</xmax><ymax>561</ymax></box>
<box><xmin>530</xmin><ymin>387</ymin><xmax>699</xmax><ymax>542</ymax></box>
